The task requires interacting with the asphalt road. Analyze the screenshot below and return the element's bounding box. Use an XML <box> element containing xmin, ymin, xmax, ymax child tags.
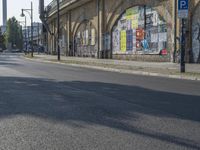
<box><xmin>0</xmin><ymin>53</ymin><xmax>200</xmax><ymax>150</ymax></box>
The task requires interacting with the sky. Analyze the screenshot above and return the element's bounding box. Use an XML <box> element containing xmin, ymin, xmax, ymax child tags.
<box><xmin>0</xmin><ymin>0</ymin><xmax>52</xmax><ymax>26</ymax></box>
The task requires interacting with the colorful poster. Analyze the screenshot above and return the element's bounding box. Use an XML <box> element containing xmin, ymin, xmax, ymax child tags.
<box><xmin>126</xmin><ymin>30</ymin><xmax>133</xmax><ymax>51</ymax></box>
<box><xmin>85</xmin><ymin>30</ymin><xmax>89</xmax><ymax>45</ymax></box>
<box><xmin>136</xmin><ymin>29</ymin><xmax>144</xmax><ymax>40</ymax></box>
<box><xmin>127</xmin><ymin>20</ymin><xmax>132</xmax><ymax>30</ymax></box>
<box><xmin>136</xmin><ymin>40</ymin><xmax>141</xmax><ymax>49</ymax></box>
<box><xmin>126</xmin><ymin>7</ymin><xmax>138</xmax><ymax>20</ymax></box>
<box><xmin>112</xmin><ymin>28</ymin><xmax>120</xmax><ymax>53</ymax></box>
<box><xmin>82</xmin><ymin>31</ymin><xmax>85</xmax><ymax>45</ymax></box>
<box><xmin>151</xmin><ymin>33</ymin><xmax>158</xmax><ymax>43</ymax></box>
<box><xmin>120</xmin><ymin>30</ymin><xmax>126</xmax><ymax>52</ymax></box>
<box><xmin>158</xmin><ymin>32</ymin><xmax>167</xmax><ymax>42</ymax></box>
<box><xmin>91</xmin><ymin>29</ymin><xmax>96</xmax><ymax>45</ymax></box>
<box><xmin>133</xmin><ymin>29</ymin><xmax>137</xmax><ymax>52</ymax></box>
<box><xmin>132</xmin><ymin>14</ymin><xmax>139</xmax><ymax>29</ymax></box>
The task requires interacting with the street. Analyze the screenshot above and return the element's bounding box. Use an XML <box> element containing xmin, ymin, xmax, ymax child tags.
<box><xmin>0</xmin><ymin>53</ymin><xmax>200</xmax><ymax>150</ymax></box>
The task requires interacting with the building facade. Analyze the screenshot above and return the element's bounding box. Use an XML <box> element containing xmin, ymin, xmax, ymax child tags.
<box><xmin>43</xmin><ymin>0</ymin><xmax>200</xmax><ymax>63</ymax></box>
<box><xmin>22</xmin><ymin>22</ymin><xmax>43</xmax><ymax>51</ymax></box>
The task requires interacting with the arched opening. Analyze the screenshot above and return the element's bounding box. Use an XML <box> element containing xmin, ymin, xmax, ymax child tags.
<box><xmin>192</xmin><ymin>3</ymin><xmax>200</xmax><ymax>63</ymax></box>
<box><xmin>74</xmin><ymin>20</ymin><xmax>97</xmax><ymax>57</ymax></box>
<box><xmin>112</xmin><ymin>5</ymin><xmax>168</xmax><ymax>56</ymax></box>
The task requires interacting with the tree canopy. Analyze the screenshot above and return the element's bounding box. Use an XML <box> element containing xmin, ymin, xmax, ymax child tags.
<box><xmin>5</xmin><ymin>17</ymin><xmax>23</xmax><ymax>49</ymax></box>
<box><xmin>0</xmin><ymin>28</ymin><xmax>6</xmax><ymax>50</ymax></box>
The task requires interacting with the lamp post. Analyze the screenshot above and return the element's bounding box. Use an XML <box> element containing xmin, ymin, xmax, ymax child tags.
<box><xmin>21</xmin><ymin>2</ymin><xmax>33</xmax><ymax>57</ymax></box>
<box><xmin>19</xmin><ymin>16</ymin><xmax>27</xmax><ymax>52</ymax></box>
<box><xmin>57</xmin><ymin>0</ymin><xmax>60</xmax><ymax>61</ymax></box>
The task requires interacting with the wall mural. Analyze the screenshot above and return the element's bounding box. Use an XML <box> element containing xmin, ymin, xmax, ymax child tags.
<box><xmin>112</xmin><ymin>6</ymin><xmax>168</xmax><ymax>55</ymax></box>
<box><xmin>192</xmin><ymin>23</ymin><xmax>200</xmax><ymax>63</ymax></box>
<box><xmin>192</xmin><ymin>2</ymin><xmax>200</xmax><ymax>63</ymax></box>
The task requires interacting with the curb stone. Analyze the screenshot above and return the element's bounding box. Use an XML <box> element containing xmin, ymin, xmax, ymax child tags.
<box><xmin>23</xmin><ymin>56</ymin><xmax>200</xmax><ymax>81</ymax></box>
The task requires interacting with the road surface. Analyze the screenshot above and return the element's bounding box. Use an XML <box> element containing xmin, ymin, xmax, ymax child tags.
<box><xmin>0</xmin><ymin>53</ymin><xmax>200</xmax><ymax>150</ymax></box>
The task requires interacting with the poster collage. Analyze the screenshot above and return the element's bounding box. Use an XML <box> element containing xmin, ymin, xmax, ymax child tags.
<box><xmin>112</xmin><ymin>6</ymin><xmax>168</xmax><ymax>55</ymax></box>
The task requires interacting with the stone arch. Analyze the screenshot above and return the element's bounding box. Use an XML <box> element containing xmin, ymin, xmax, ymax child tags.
<box><xmin>110</xmin><ymin>3</ymin><xmax>169</xmax><ymax>56</ymax></box>
<box><xmin>73</xmin><ymin>19</ymin><xmax>97</xmax><ymax>57</ymax></box>
<box><xmin>106</xmin><ymin>1</ymin><xmax>171</xmax><ymax>33</ymax></box>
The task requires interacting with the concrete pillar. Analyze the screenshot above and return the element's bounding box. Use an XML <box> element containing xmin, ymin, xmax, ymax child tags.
<box><xmin>67</xmin><ymin>12</ymin><xmax>72</xmax><ymax>56</ymax></box>
<box><xmin>98</xmin><ymin>0</ymin><xmax>105</xmax><ymax>58</ymax></box>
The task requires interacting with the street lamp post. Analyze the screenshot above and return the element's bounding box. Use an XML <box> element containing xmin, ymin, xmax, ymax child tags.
<box><xmin>57</xmin><ymin>0</ymin><xmax>60</xmax><ymax>61</ymax></box>
<box><xmin>21</xmin><ymin>2</ymin><xmax>33</xmax><ymax>57</ymax></box>
<box><xmin>19</xmin><ymin>16</ymin><xmax>27</xmax><ymax>52</ymax></box>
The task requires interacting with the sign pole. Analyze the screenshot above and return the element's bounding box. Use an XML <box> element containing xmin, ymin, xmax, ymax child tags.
<box><xmin>178</xmin><ymin>0</ymin><xmax>188</xmax><ymax>73</ymax></box>
<box><xmin>180</xmin><ymin>18</ymin><xmax>185</xmax><ymax>73</ymax></box>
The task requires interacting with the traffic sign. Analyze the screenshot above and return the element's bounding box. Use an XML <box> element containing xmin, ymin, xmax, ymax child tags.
<box><xmin>178</xmin><ymin>0</ymin><xmax>188</xmax><ymax>18</ymax></box>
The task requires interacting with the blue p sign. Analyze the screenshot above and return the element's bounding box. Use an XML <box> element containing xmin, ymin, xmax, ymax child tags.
<box><xmin>178</xmin><ymin>0</ymin><xmax>188</xmax><ymax>10</ymax></box>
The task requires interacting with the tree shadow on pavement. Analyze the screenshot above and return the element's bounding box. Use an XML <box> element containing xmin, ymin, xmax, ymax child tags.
<box><xmin>0</xmin><ymin>77</ymin><xmax>200</xmax><ymax>149</ymax></box>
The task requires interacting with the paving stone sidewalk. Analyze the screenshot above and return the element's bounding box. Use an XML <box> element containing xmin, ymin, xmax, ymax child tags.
<box><xmin>24</xmin><ymin>54</ymin><xmax>200</xmax><ymax>80</ymax></box>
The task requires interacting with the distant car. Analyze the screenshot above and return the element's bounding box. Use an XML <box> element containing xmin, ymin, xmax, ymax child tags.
<box><xmin>11</xmin><ymin>49</ymin><xmax>22</xmax><ymax>53</ymax></box>
<box><xmin>0</xmin><ymin>47</ymin><xmax>3</xmax><ymax>52</ymax></box>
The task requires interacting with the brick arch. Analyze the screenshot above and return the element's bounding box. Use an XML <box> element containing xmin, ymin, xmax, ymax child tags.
<box><xmin>106</xmin><ymin>1</ymin><xmax>171</xmax><ymax>33</ymax></box>
<box><xmin>72</xmin><ymin>14</ymin><xmax>86</xmax><ymax>39</ymax></box>
<box><xmin>73</xmin><ymin>19</ymin><xmax>97</xmax><ymax>57</ymax></box>
<box><xmin>73</xmin><ymin>19</ymin><xmax>89</xmax><ymax>39</ymax></box>
<box><xmin>191</xmin><ymin>1</ymin><xmax>200</xmax><ymax>16</ymax></box>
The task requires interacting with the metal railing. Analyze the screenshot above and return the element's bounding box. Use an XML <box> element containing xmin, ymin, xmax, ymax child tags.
<box><xmin>45</xmin><ymin>0</ymin><xmax>71</xmax><ymax>14</ymax></box>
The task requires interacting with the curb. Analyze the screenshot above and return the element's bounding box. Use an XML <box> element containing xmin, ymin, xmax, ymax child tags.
<box><xmin>23</xmin><ymin>56</ymin><xmax>200</xmax><ymax>81</ymax></box>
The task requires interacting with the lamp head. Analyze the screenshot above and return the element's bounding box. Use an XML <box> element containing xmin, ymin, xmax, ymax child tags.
<box><xmin>20</xmin><ymin>10</ymin><xmax>25</xmax><ymax>17</ymax></box>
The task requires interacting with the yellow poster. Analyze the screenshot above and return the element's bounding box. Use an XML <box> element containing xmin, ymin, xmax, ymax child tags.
<box><xmin>91</xmin><ymin>29</ymin><xmax>95</xmax><ymax>45</ymax></box>
<box><xmin>120</xmin><ymin>30</ymin><xmax>126</xmax><ymax>52</ymax></box>
<box><xmin>132</xmin><ymin>14</ymin><xmax>139</xmax><ymax>29</ymax></box>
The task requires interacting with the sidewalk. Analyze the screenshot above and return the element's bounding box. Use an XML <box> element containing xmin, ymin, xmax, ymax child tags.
<box><xmin>24</xmin><ymin>54</ymin><xmax>200</xmax><ymax>81</ymax></box>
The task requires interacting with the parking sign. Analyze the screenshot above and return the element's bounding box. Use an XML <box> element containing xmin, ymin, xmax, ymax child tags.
<box><xmin>178</xmin><ymin>0</ymin><xmax>188</xmax><ymax>18</ymax></box>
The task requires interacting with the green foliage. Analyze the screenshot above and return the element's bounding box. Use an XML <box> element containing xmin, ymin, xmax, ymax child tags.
<box><xmin>5</xmin><ymin>17</ymin><xmax>23</xmax><ymax>49</ymax></box>
<box><xmin>0</xmin><ymin>28</ymin><xmax>6</xmax><ymax>50</ymax></box>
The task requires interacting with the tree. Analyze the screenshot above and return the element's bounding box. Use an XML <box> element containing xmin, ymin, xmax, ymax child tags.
<box><xmin>5</xmin><ymin>17</ymin><xmax>23</xmax><ymax>49</ymax></box>
<box><xmin>0</xmin><ymin>28</ymin><xmax>6</xmax><ymax>50</ymax></box>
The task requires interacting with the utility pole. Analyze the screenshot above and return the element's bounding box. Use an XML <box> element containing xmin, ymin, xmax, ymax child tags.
<box><xmin>57</xmin><ymin>0</ymin><xmax>60</xmax><ymax>61</ymax></box>
<box><xmin>25</xmin><ymin>17</ymin><xmax>27</xmax><ymax>51</ymax></box>
<box><xmin>31</xmin><ymin>2</ymin><xmax>33</xmax><ymax>57</ymax></box>
<box><xmin>178</xmin><ymin>0</ymin><xmax>188</xmax><ymax>73</ymax></box>
<box><xmin>21</xmin><ymin>1</ymin><xmax>33</xmax><ymax>57</ymax></box>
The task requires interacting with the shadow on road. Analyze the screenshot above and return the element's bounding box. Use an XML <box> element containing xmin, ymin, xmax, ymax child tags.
<box><xmin>0</xmin><ymin>77</ymin><xmax>200</xmax><ymax>149</ymax></box>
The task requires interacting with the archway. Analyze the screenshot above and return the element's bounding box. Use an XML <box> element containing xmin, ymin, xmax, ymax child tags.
<box><xmin>111</xmin><ymin>5</ymin><xmax>168</xmax><ymax>56</ymax></box>
<box><xmin>74</xmin><ymin>20</ymin><xmax>97</xmax><ymax>57</ymax></box>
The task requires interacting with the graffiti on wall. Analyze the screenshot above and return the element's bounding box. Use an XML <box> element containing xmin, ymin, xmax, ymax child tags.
<box><xmin>75</xmin><ymin>21</ymin><xmax>97</xmax><ymax>57</ymax></box>
<box><xmin>112</xmin><ymin>6</ymin><xmax>168</xmax><ymax>55</ymax></box>
<box><xmin>192</xmin><ymin>22</ymin><xmax>200</xmax><ymax>63</ymax></box>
